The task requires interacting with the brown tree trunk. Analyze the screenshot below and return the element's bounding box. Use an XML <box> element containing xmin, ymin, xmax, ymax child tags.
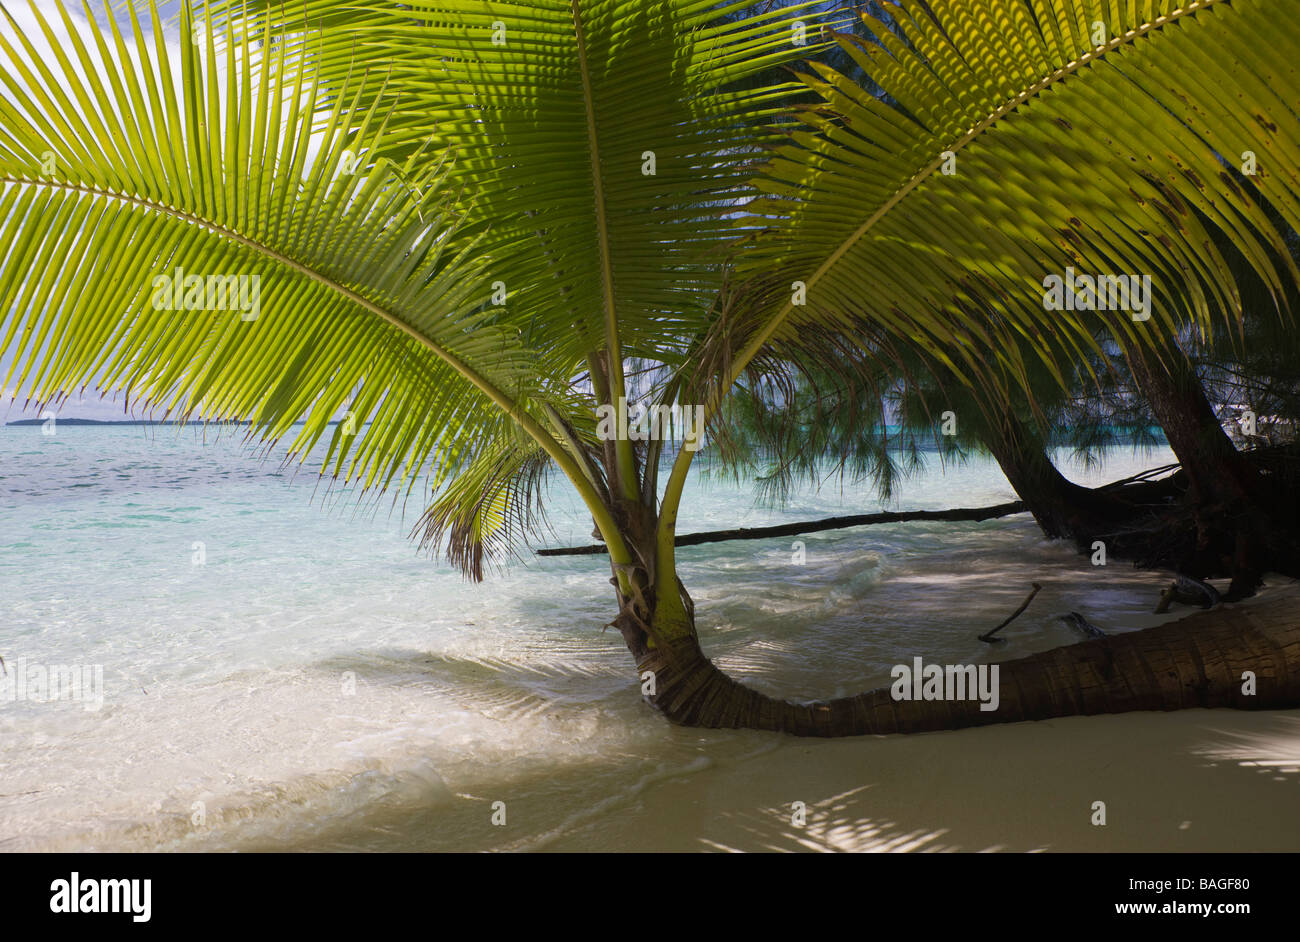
<box><xmin>1127</xmin><ymin>350</ymin><xmax>1258</xmax><ymax>508</ymax></box>
<box><xmin>1126</xmin><ymin>348</ymin><xmax>1282</xmax><ymax>598</ymax></box>
<box><xmin>631</xmin><ymin>593</ymin><xmax>1300</xmax><ymax>736</ymax></box>
<box><xmin>979</xmin><ymin>408</ymin><xmax>1130</xmax><ymax>542</ymax></box>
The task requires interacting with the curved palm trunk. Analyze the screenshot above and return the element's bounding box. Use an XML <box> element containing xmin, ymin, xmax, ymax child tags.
<box><xmin>1127</xmin><ymin>350</ymin><xmax>1257</xmax><ymax>505</ymax></box>
<box><xmin>632</xmin><ymin>594</ymin><xmax>1299</xmax><ymax>736</ymax></box>
<box><xmin>979</xmin><ymin>408</ymin><xmax>1132</xmax><ymax>542</ymax></box>
<box><xmin>1126</xmin><ymin>346</ymin><xmax>1297</xmax><ymax>598</ymax></box>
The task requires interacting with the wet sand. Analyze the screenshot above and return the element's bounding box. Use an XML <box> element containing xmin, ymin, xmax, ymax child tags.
<box><xmin>253</xmin><ymin>583</ymin><xmax>1300</xmax><ymax>854</ymax></box>
<box><xmin>539</xmin><ymin>707</ymin><xmax>1300</xmax><ymax>852</ymax></box>
<box><xmin>536</xmin><ymin>584</ymin><xmax>1300</xmax><ymax>852</ymax></box>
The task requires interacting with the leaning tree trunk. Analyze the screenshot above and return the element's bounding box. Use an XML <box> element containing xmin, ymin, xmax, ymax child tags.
<box><xmin>978</xmin><ymin>406</ymin><xmax>1131</xmax><ymax>543</ymax></box>
<box><xmin>1125</xmin><ymin>347</ymin><xmax>1286</xmax><ymax>598</ymax></box>
<box><xmin>1127</xmin><ymin>349</ymin><xmax>1258</xmax><ymax>508</ymax></box>
<box><xmin>600</xmin><ymin>448</ymin><xmax>1297</xmax><ymax>737</ymax></box>
<box><xmin>630</xmin><ymin>593</ymin><xmax>1300</xmax><ymax>736</ymax></box>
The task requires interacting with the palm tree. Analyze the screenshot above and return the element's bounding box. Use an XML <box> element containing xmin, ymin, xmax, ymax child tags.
<box><xmin>2</xmin><ymin>0</ymin><xmax>1298</xmax><ymax>735</ymax></box>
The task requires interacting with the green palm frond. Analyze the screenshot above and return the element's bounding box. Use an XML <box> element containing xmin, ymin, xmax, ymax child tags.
<box><xmin>210</xmin><ymin>0</ymin><xmax>834</xmax><ymax>371</ymax></box>
<box><xmin>10</xmin><ymin>0</ymin><xmax>1298</xmax><ymax>583</ymax></box>
<box><xmin>413</xmin><ymin>433</ymin><xmax>551</xmax><ymax>582</ymax></box>
<box><xmin>741</xmin><ymin>0</ymin><xmax>1299</xmax><ymax>396</ymax></box>
<box><xmin>0</xmin><ymin>0</ymin><xmax>548</xmax><ymax>514</ymax></box>
<box><xmin>0</xmin><ymin>0</ymin><xmax>833</xmax><ymax>576</ymax></box>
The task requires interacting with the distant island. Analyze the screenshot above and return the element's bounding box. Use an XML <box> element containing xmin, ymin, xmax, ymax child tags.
<box><xmin>2</xmin><ymin>418</ymin><xmax>351</xmax><ymax>427</ymax></box>
<box><xmin>4</xmin><ymin>418</ymin><xmax>254</xmax><ymax>427</ymax></box>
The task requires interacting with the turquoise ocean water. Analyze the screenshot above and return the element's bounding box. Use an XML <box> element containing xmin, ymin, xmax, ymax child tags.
<box><xmin>0</xmin><ymin>424</ymin><xmax>1179</xmax><ymax>850</ymax></box>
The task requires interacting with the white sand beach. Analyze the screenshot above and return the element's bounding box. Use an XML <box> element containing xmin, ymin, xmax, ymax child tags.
<box><xmin>538</xmin><ymin>707</ymin><xmax>1300</xmax><ymax>852</ymax></box>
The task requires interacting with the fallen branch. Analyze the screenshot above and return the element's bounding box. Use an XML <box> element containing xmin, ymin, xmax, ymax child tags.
<box><xmin>978</xmin><ymin>582</ymin><xmax>1043</xmax><ymax>643</ymax></box>
<box><xmin>1096</xmin><ymin>462</ymin><xmax>1182</xmax><ymax>491</ymax></box>
<box><xmin>538</xmin><ymin>462</ymin><xmax>1184</xmax><ymax>558</ymax></box>
<box><xmin>537</xmin><ymin>500</ymin><xmax>1027</xmax><ymax>556</ymax></box>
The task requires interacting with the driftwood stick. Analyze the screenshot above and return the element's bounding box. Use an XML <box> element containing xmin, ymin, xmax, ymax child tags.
<box><xmin>1096</xmin><ymin>462</ymin><xmax>1181</xmax><ymax>491</ymax></box>
<box><xmin>978</xmin><ymin>582</ymin><xmax>1044</xmax><ymax>643</ymax></box>
<box><xmin>538</xmin><ymin>500</ymin><xmax>1027</xmax><ymax>557</ymax></box>
<box><xmin>537</xmin><ymin>464</ymin><xmax>1181</xmax><ymax>558</ymax></box>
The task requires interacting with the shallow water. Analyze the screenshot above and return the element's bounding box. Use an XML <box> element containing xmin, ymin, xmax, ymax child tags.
<box><xmin>0</xmin><ymin>425</ymin><xmax>1186</xmax><ymax>851</ymax></box>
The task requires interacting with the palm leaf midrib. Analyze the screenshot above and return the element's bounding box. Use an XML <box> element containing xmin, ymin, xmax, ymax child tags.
<box><xmin>568</xmin><ymin>0</ymin><xmax>618</xmax><ymax>362</ymax></box>
<box><xmin>2</xmin><ymin>173</ymin><xmax>513</xmax><ymax>400</ymax></box>
<box><xmin>739</xmin><ymin>0</ymin><xmax>1227</xmax><ymax>374</ymax></box>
